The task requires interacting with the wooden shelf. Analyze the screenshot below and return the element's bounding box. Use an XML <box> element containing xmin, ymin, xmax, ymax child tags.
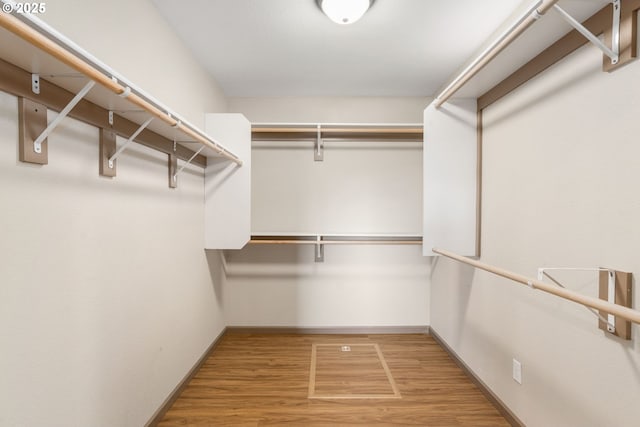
<box><xmin>0</xmin><ymin>12</ymin><xmax>241</xmax><ymax>165</ymax></box>
<box><xmin>252</xmin><ymin>124</ymin><xmax>423</xmax><ymax>142</ymax></box>
<box><xmin>250</xmin><ymin>234</ymin><xmax>422</xmax><ymax>245</ymax></box>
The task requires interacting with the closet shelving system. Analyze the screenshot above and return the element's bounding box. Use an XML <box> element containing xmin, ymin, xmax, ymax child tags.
<box><xmin>425</xmin><ymin>0</ymin><xmax>640</xmax><ymax>331</ymax></box>
<box><xmin>2</xmin><ymin>0</ymin><xmax>638</xmax><ymax>329</ymax></box>
<box><xmin>250</xmin><ymin>122</ymin><xmax>424</xmax><ymax>261</ymax></box>
<box><xmin>252</xmin><ymin>123</ymin><xmax>423</xmax><ymax>140</ymax></box>
<box><xmin>0</xmin><ymin>4</ymin><xmax>242</xmax><ymax>187</ymax></box>
<box><xmin>252</xmin><ymin>121</ymin><xmax>423</xmax><ymax>160</ymax></box>
<box><xmin>251</xmin><ymin>232</ymin><xmax>423</xmax><ymax>263</ymax></box>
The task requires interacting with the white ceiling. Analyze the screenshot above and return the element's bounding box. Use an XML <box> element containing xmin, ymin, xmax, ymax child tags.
<box><xmin>152</xmin><ymin>0</ymin><xmax>610</xmax><ymax>98</ymax></box>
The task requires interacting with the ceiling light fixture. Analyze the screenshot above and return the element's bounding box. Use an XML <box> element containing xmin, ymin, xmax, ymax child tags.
<box><xmin>316</xmin><ymin>0</ymin><xmax>374</xmax><ymax>25</ymax></box>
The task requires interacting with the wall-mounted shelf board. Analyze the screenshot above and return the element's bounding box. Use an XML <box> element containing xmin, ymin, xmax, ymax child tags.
<box><xmin>0</xmin><ymin>13</ymin><xmax>240</xmax><ymax>166</ymax></box>
<box><xmin>0</xmin><ymin>57</ymin><xmax>206</xmax><ymax>167</ymax></box>
<box><xmin>252</xmin><ymin>122</ymin><xmax>423</xmax><ymax>162</ymax></box>
<box><xmin>250</xmin><ymin>233</ymin><xmax>422</xmax><ymax>262</ymax></box>
<box><xmin>252</xmin><ymin>123</ymin><xmax>423</xmax><ymax>142</ymax></box>
<box><xmin>250</xmin><ymin>234</ymin><xmax>423</xmax><ymax>245</ymax></box>
<box><xmin>250</xmin><ymin>233</ymin><xmax>422</xmax><ymax>263</ymax></box>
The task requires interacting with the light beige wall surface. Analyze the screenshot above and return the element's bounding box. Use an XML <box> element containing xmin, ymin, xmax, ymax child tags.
<box><xmin>430</xmin><ymin>39</ymin><xmax>640</xmax><ymax>426</ymax></box>
<box><xmin>225</xmin><ymin>244</ymin><xmax>429</xmax><ymax>327</ymax></box>
<box><xmin>0</xmin><ymin>93</ymin><xmax>224</xmax><ymax>427</ymax></box>
<box><xmin>251</xmin><ymin>140</ymin><xmax>422</xmax><ymax>234</ymax></box>
<box><xmin>225</xmin><ymin>96</ymin><xmax>431</xmax><ymax>328</ymax></box>
<box><xmin>0</xmin><ymin>1</ymin><xmax>229</xmax><ymax>425</ymax></box>
<box><xmin>229</xmin><ymin>96</ymin><xmax>429</xmax><ymax>123</ymax></box>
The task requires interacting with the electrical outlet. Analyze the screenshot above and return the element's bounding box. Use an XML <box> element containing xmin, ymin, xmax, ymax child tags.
<box><xmin>512</xmin><ymin>359</ymin><xmax>522</xmax><ymax>384</ymax></box>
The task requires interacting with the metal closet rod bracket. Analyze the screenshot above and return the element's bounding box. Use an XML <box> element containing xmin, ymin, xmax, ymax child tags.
<box><xmin>433</xmin><ymin>249</ymin><xmax>637</xmax><ymax>340</ymax></box>
<box><xmin>552</xmin><ymin>0</ymin><xmax>620</xmax><ymax>64</ymax></box>
<box><xmin>315</xmin><ymin>235</ymin><xmax>325</xmax><ymax>262</ymax></box>
<box><xmin>108</xmin><ymin>117</ymin><xmax>154</xmax><ymax>168</ymax></box>
<box><xmin>31</xmin><ymin>73</ymin><xmax>39</xmax><ymax>94</ymax></box>
<box><xmin>172</xmin><ymin>145</ymin><xmax>205</xmax><ymax>185</ymax></box>
<box><xmin>315</xmin><ymin>124</ymin><xmax>323</xmax><ymax>162</ymax></box>
<box><xmin>537</xmin><ymin>266</ymin><xmax>632</xmax><ymax>340</ymax></box>
<box><xmin>32</xmin><ymin>79</ymin><xmax>96</xmax><ymax>154</ymax></box>
<box><xmin>537</xmin><ymin>267</ymin><xmax>615</xmax><ymax>332</ymax></box>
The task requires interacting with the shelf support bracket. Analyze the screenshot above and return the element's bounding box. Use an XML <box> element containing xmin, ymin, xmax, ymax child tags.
<box><xmin>32</xmin><ymin>79</ymin><xmax>95</xmax><ymax>154</ymax></box>
<box><xmin>605</xmin><ymin>270</ymin><xmax>616</xmax><ymax>333</ymax></box>
<box><xmin>172</xmin><ymin>145</ymin><xmax>205</xmax><ymax>186</ymax></box>
<box><xmin>537</xmin><ymin>266</ymin><xmax>632</xmax><ymax>340</ymax></box>
<box><xmin>99</xmin><ymin>128</ymin><xmax>117</xmax><ymax>177</ymax></box>
<box><xmin>315</xmin><ymin>235</ymin><xmax>324</xmax><ymax>262</ymax></box>
<box><xmin>31</xmin><ymin>73</ymin><xmax>40</xmax><ymax>94</ymax></box>
<box><xmin>108</xmin><ymin>117</ymin><xmax>154</xmax><ymax>168</ymax></box>
<box><xmin>18</xmin><ymin>97</ymin><xmax>47</xmax><ymax>164</ymax></box>
<box><xmin>315</xmin><ymin>124</ymin><xmax>324</xmax><ymax>161</ymax></box>
<box><xmin>598</xmin><ymin>269</ymin><xmax>632</xmax><ymax>339</ymax></box>
<box><xmin>553</xmin><ymin>1</ymin><xmax>620</xmax><ymax>64</ymax></box>
<box><xmin>611</xmin><ymin>0</ymin><xmax>621</xmax><ymax>63</ymax></box>
<box><xmin>168</xmin><ymin>153</ymin><xmax>177</xmax><ymax>189</ymax></box>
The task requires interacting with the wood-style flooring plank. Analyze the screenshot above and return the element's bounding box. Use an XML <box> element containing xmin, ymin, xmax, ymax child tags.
<box><xmin>157</xmin><ymin>333</ymin><xmax>510</xmax><ymax>426</ymax></box>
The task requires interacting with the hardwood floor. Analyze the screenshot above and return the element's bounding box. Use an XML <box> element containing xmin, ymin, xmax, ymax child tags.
<box><xmin>157</xmin><ymin>333</ymin><xmax>511</xmax><ymax>426</ymax></box>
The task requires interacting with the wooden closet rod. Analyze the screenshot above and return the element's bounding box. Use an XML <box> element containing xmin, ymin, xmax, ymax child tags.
<box><xmin>433</xmin><ymin>248</ymin><xmax>640</xmax><ymax>325</ymax></box>
<box><xmin>434</xmin><ymin>0</ymin><xmax>559</xmax><ymax>107</ymax></box>
<box><xmin>0</xmin><ymin>10</ymin><xmax>242</xmax><ymax>165</ymax></box>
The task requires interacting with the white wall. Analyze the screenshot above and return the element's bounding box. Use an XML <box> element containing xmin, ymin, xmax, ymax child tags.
<box><xmin>229</xmin><ymin>96</ymin><xmax>429</xmax><ymax>123</ymax></box>
<box><xmin>430</xmin><ymin>36</ymin><xmax>640</xmax><ymax>426</ymax></box>
<box><xmin>423</xmin><ymin>98</ymin><xmax>478</xmax><ymax>256</ymax></box>
<box><xmin>0</xmin><ymin>1</ymin><xmax>229</xmax><ymax>425</ymax></box>
<box><xmin>204</xmin><ymin>114</ymin><xmax>252</xmax><ymax>249</ymax></box>
<box><xmin>225</xmin><ymin>245</ymin><xmax>428</xmax><ymax>327</ymax></box>
<box><xmin>225</xmin><ymin>96</ymin><xmax>430</xmax><ymax>328</ymax></box>
<box><xmin>251</xmin><ymin>139</ymin><xmax>422</xmax><ymax>234</ymax></box>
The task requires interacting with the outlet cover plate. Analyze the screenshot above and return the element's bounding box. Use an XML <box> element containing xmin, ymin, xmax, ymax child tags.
<box><xmin>512</xmin><ymin>359</ymin><xmax>522</xmax><ymax>384</ymax></box>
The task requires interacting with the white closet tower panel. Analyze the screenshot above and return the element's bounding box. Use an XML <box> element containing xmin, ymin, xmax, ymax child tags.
<box><xmin>204</xmin><ymin>114</ymin><xmax>251</xmax><ymax>249</ymax></box>
<box><xmin>423</xmin><ymin>99</ymin><xmax>478</xmax><ymax>256</ymax></box>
